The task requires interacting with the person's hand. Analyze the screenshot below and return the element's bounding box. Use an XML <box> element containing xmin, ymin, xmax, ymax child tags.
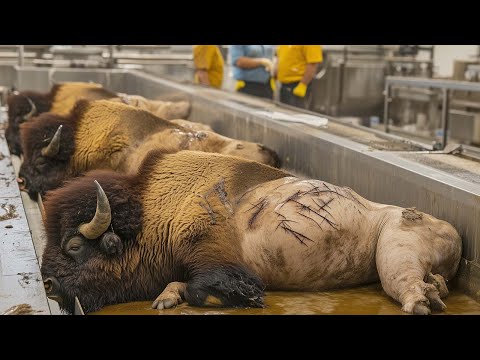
<box><xmin>270</xmin><ymin>78</ymin><xmax>276</xmax><ymax>92</ymax></box>
<box><xmin>293</xmin><ymin>82</ymin><xmax>307</xmax><ymax>98</ymax></box>
<box><xmin>235</xmin><ymin>80</ymin><xmax>246</xmax><ymax>91</ymax></box>
<box><xmin>258</xmin><ymin>58</ymin><xmax>273</xmax><ymax>73</ymax></box>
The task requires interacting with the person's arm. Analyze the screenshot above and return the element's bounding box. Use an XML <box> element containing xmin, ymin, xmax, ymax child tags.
<box><xmin>234</xmin><ymin>57</ymin><xmax>265</xmax><ymax>69</ymax></box>
<box><xmin>193</xmin><ymin>46</ymin><xmax>212</xmax><ymax>86</ymax></box>
<box><xmin>231</xmin><ymin>46</ymin><xmax>272</xmax><ymax>72</ymax></box>
<box><xmin>293</xmin><ymin>46</ymin><xmax>323</xmax><ymax>97</ymax></box>
<box><xmin>292</xmin><ymin>63</ymin><xmax>319</xmax><ymax>98</ymax></box>
<box><xmin>272</xmin><ymin>49</ymin><xmax>278</xmax><ymax>79</ymax></box>
<box><xmin>196</xmin><ymin>69</ymin><xmax>210</xmax><ymax>86</ymax></box>
<box><xmin>236</xmin><ymin>57</ymin><xmax>273</xmax><ymax>73</ymax></box>
<box><xmin>300</xmin><ymin>62</ymin><xmax>319</xmax><ymax>86</ymax></box>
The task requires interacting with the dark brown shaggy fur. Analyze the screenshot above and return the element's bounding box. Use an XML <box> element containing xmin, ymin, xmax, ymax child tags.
<box><xmin>18</xmin><ymin>98</ymin><xmax>184</xmax><ymax>200</ymax></box>
<box><xmin>6</xmin><ymin>91</ymin><xmax>52</xmax><ymax>155</ymax></box>
<box><xmin>43</xmin><ymin>170</ymin><xmax>142</xmax><ymax>251</ymax></box>
<box><xmin>20</xmin><ymin>97</ymin><xmax>281</xmax><ymax>203</ymax></box>
<box><xmin>40</xmin><ymin>151</ymin><xmax>273</xmax><ymax>314</ymax></box>
<box><xmin>6</xmin><ymin>84</ymin><xmax>117</xmax><ymax>155</ymax></box>
<box><xmin>41</xmin><ymin>170</ymin><xmax>144</xmax><ymax>314</ymax></box>
<box><xmin>19</xmin><ymin>113</ymin><xmax>77</xmax><ymax>199</ymax></box>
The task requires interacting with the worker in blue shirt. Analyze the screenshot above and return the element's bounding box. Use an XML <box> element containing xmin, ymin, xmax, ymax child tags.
<box><xmin>230</xmin><ymin>45</ymin><xmax>274</xmax><ymax>100</ymax></box>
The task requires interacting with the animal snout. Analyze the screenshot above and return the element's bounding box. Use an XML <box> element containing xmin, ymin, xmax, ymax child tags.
<box><xmin>43</xmin><ymin>277</ymin><xmax>62</xmax><ymax>302</ymax></box>
<box><xmin>257</xmin><ymin>144</ymin><xmax>282</xmax><ymax>168</ymax></box>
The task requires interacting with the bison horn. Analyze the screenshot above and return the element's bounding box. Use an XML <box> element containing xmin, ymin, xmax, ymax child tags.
<box><xmin>41</xmin><ymin>125</ymin><xmax>62</xmax><ymax>157</ymax></box>
<box><xmin>79</xmin><ymin>180</ymin><xmax>112</xmax><ymax>240</ymax></box>
<box><xmin>24</xmin><ymin>97</ymin><xmax>37</xmax><ymax>120</ymax></box>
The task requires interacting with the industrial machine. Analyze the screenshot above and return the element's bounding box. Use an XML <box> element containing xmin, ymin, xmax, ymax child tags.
<box><xmin>309</xmin><ymin>45</ymin><xmax>433</xmax><ymax>124</ymax></box>
<box><xmin>385</xmin><ymin>56</ymin><xmax>480</xmax><ymax>148</ymax></box>
<box><xmin>449</xmin><ymin>59</ymin><xmax>480</xmax><ymax>146</ymax></box>
<box><xmin>3</xmin><ymin>45</ymin><xmax>480</xmax><ymax>149</ymax></box>
<box><xmin>0</xmin><ymin>45</ymin><xmax>194</xmax><ymax>73</ymax></box>
<box><xmin>0</xmin><ymin>45</ymin><xmax>196</xmax><ymax>85</ymax></box>
<box><xmin>309</xmin><ymin>45</ymin><xmax>387</xmax><ymax>120</ymax></box>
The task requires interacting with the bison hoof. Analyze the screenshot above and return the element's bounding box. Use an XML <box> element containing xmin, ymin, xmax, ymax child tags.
<box><xmin>401</xmin><ymin>280</ymin><xmax>448</xmax><ymax>315</ymax></box>
<box><xmin>100</xmin><ymin>232</ymin><xmax>123</xmax><ymax>256</ymax></box>
<box><xmin>402</xmin><ymin>301</ymin><xmax>431</xmax><ymax>315</ymax></box>
<box><xmin>413</xmin><ymin>303</ymin><xmax>431</xmax><ymax>315</ymax></box>
<box><xmin>425</xmin><ymin>289</ymin><xmax>447</xmax><ymax>312</ymax></box>
<box><xmin>152</xmin><ymin>293</ymin><xmax>183</xmax><ymax>310</ymax></box>
<box><xmin>152</xmin><ymin>282</ymin><xmax>186</xmax><ymax>310</ymax></box>
<box><xmin>426</xmin><ymin>273</ymin><xmax>449</xmax><ymax>298</ymax></box>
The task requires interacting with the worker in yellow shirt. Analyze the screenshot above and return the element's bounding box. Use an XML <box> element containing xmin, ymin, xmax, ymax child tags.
<box><xmin>193</xmin><ymin>45</ymin><xmax>224</xmax><ymax>89</ymax></box>
<box><xmin>275</xmin><ymin>45</ymin><xmax>323</xmax><ymax>108</ymax></box>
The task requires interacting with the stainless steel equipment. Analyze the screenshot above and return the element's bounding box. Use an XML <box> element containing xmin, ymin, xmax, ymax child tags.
<box><xmin>449</xmin><ymin>110</ymin><xmax>480</xmax><ymax>145</ymax></box>
<box><xmin>386</xmin><ymin>57</ymin><xmax>433</xmax><ymax>78</ymax></box>
<box><xmin>385</xmin><ymin>54</ymin><xmax>480</xmax><ymax>148</ymax></box>
<box><xmin>309</xmin><ymin>46</ymin><xmax>434</xmax><ymax>121</ymax></box>
<box><xmin>309</xmin><ymin>46</ymin><xmax>387</xmax><ymax>119</ymax></box>
<box><xmin>452</xmin><ymin>59</ymin><xmax>480</xmax><ymax>80</ymax></box>
<box><xmin>384</xmin><ymin>76</ymin><xmax>480</xmax><ymax>149</ymax></box>
<box><xmin>445</xmin><ymin>59</ymin><xmax>480</xmax><ymax>146</ymax></box>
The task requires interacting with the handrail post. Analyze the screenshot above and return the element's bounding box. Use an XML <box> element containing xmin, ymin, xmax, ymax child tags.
<box><xmin>383</xmin><ymin>82</ymin><xmax>391</xmax><ymax>133</ymax></box>
<box><xmin>441</xmin><ymin>88</ymin><xmax>450</xmax><ymax>150</ymax></box>
<box><xmin>108</xmin><ymin>45</ymin><xmax>115</xmax><ymax>68</ymax></box>
<box><xmin>18</xmin><ymin>45</ymin><xmax>24</xmax><ymax>67</ymax></box>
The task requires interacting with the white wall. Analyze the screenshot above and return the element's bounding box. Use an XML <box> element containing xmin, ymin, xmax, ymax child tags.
<box><xmin>432</xmin><ymin>45</ymin><xmax>479</xmax><ymax>77</ymax></box>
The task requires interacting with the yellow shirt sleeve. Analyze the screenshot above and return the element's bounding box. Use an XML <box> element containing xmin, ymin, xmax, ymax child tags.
<box><xmin>193</xmin><ymin>45</ymin><xmax>224</xmax><ymax>88</ymax></box>
<box><xmin>303</xmin><ymin>45</ymin><xmax>323</xmax><ymax>64</ymax></box>
<box><xmin>193</xmin><ymin>45</ymin><xmax>213</xmax><ymax>70</ymax></box>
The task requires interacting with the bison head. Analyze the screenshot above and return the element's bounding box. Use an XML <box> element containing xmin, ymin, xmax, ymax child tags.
<box><xmin>6</xmin><ymin>91</ymin><xmax>52</xmax><ymax>156</ymax></box>
<box><xmin>221</xmin><ymin>142</ymin><xmax>281</xmax><ymax>168</ymax></box>
<box><xmin>18</xmin><ymin>114</ymin><xmax>75</xmax><ymax>200</ymax></box>
<box><xmin>41</xmin><ymin>171</ymin><xmax>143</xmax><ymax>314</ymax></box>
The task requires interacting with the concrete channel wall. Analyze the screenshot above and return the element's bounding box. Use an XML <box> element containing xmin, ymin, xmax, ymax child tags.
<box><xmin>1</xmin><ymin>65</ymin><xmax>479</xmax><ymax>308</ymax></box>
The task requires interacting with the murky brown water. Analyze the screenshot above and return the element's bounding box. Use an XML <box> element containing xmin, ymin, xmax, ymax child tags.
<box><xmin>92</xmin><ymin>283</ymin><xmax>480</xmax><ymax>315</ymax></box>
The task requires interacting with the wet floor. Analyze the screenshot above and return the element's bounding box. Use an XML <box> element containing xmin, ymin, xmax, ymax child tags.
<box><xmin>91</xmin><ymin>283</ymin><xmax>480</xmax><ymax>315</ymax></box>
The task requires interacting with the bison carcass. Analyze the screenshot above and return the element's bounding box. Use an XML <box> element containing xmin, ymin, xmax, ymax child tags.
<box><xmin>41</xmin><ymin>150</ymin><xmax>461</xmax><ymax>315</ymax></box>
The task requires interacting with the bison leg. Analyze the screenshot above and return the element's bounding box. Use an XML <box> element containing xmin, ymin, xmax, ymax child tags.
<box><xmin>376</xmin><ymin>238</ymin><xmax>445</xmax><ymax>315</ymax></box>
<box><xmin>152</xmin><ymin>282</ymin><xmax>186</xmax><ymax>310</ymax></box>
<box><xmin>184</xmin><ymin>265</ymin><xmax>265</xmax><ymax>308</ymax></box>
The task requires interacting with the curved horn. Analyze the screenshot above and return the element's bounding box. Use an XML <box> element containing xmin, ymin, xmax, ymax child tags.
<box><xmin>78</xmin><ymin>180</ymin><xmax>112</xmax><ymax>240</ymax></box>
<box><xmin>41</xmin><ymin>125</ymin><xmax>62</xmax><ymax>157</ymax></box>
<box><xmin>23</xmin><ymin>97</ymin><xmax>37</xmax><ymax>120</ymax></box>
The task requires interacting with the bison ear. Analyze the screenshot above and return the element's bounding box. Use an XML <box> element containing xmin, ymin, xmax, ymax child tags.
<box><xmin>41</xmin><ymin>125</ymin><xmax>62</xmax><ymax>157</ymax></box>
<box><xmin>100</xmin><ymin>232</ymin><xmax>124</xmax><ymax>256</ymax></box>
<box><xmin>78</xmin><ymin>180</ymin><xmax>112</xmax><ymax>240</ymax></box>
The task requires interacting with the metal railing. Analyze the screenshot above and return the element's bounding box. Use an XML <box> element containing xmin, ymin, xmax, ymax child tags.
<box><xmin>17</xmin><ymin>45</ymin><xmax>24</xmax><ymax>66</ymax></box>
<box><xmin>384</xmin><ymin>76</ymin><xmax>480</xmax><ymax>150</ymax></box>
